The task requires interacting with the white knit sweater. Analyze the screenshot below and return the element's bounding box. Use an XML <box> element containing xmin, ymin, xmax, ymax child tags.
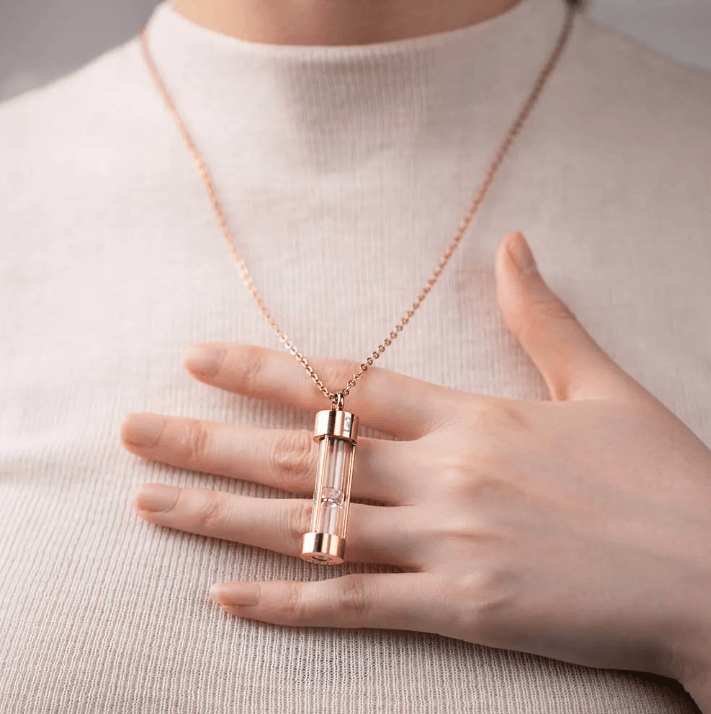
<box><xmin>1</xmin><ymin>0</ymin><xmax>710</xmax><ymax>711</ymax></box>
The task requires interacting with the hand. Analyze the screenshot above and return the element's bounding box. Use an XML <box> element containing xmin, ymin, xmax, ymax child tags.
<box><xmin>120</xmin><ymin>232</ymin><xmax>711</xmax><ymax>708</ymax></box>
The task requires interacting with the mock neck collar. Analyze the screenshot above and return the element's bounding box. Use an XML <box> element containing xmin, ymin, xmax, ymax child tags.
<box><xmin>142</xmin><ymin>0</ymin><xmax>571</xmax><ymax>174</ymax></box>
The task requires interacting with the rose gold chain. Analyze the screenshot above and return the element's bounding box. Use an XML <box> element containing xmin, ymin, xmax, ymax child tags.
<box><xmin>138</xmin><ymin>4</ymin><xmax>575</xmax><ymax>408</ymax></box>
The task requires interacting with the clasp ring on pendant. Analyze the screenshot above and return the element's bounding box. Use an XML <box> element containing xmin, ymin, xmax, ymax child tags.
<box><xmin>330</xmin><ymin>392</ymin><xmax>345</xmax><ymax>411</ymax></box>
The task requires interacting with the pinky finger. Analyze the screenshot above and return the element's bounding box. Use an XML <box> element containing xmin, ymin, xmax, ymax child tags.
<box><xmin>210</xmin><ymin>572</ymin><xmax>445</xmax><ymax>633</ymax></box>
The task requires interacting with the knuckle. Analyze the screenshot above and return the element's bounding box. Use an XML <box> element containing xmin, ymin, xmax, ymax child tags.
<box><xmin>183</xmin><ymin>419</ymin><xmax>212</xmax><ymax>461</ymax></box>
<box><xmin>436</xmin><ymin>453</ymin><xmax>472</xmax><ymax>499</ymax></box>
<box><xmin>316</xmin><ymin>360</ymin><xmax>345</xmax><ymax>388</ymax></box>
<box><xmin>437</xmin><ymin>461</ymin><xmax>471</xmax><ymax>498</ymax></box>
<box><xmin>322</xmin><ymin>357</ymin><xmax>376</xmax><ymax>393</ymax></box>
<box><xmin>426</xmin><ymin>503</ymin><xmax>492</xmax><ymax>546</ymax></box>
<box><xmin>438</xmin><ymin>452</ymin><xmax>507</xmax><ymax>503</ymax></box>
<box><xmin>333</xmin><ymin>575</ymin><xmax>370</xmax><ymax>616</ymax></box>
<box><xmin>286</xmin><ymin>500</ymin><xmax>313</xmax><ymax>545</ymax></box>
<box><xmin>271</xmin><ymin>430</ymin><xmax>316</xmax><ymax>487</ymax></box>
<box><xmin>427</xmin><ymin>470</ymin><xmax>511</xmax><ymax>547</ymax></box>
<box><xmin>239</xmin><ymin>344</ymin><xmax>267</xmax><ymax>387</ymax></box>
<box><xmin>281</xmin><ymin>580</ymin><xmax>303</xmax><ymax>618</ymax></box>
<box><xmin>447</xmin><ymin>568</ymin><xmax>514</xmax><ymax>633</ymax></box>
<box><xmin>459</xmin><ymin>472</ymin><xmax>501</xmax><ymax>502</ymax></box>
<box><xmin>468</xmin><ymin>399</ymin><xmax>529</xmax><ymax>435</ymax></box>
<box><xmin>497</xmin><ymin>404</ymin><xmax>530</xmax><ymax>432</ymax></box>
<box><xmin>194</xmin><ymin>492</ymin><xmax>228</xmax><ymax>530</ymax></box>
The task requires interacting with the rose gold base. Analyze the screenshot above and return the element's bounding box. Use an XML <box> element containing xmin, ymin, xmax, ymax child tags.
<box><xmin>300</xmin><ymin>532</ymin><xmax>345</xmax><ymax>565</ymax></box>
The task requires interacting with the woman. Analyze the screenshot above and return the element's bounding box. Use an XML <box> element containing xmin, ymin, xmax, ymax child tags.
<box><xmin>0</xmin><ymin>0</ymin><xmax>710</xmax><ymax>711</ymax></box>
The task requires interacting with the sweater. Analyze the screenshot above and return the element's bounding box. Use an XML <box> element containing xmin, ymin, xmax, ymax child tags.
<box><xmin>1</xmin><ymin>0</ymin><xmax>710</xmax><ymax>711</ymax></box>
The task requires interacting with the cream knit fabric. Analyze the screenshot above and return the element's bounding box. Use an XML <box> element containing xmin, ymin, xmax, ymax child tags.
<box><xmin>1</xmin><ymin>0</ymin><xmax>710</xmax><ymax>711</ymax></box>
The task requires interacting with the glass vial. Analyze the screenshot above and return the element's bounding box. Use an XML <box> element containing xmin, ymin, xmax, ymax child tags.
<box><xmin>300</xmin><ymin>403</ymin><xmax>359</xmax><ymax>565</ymax></box>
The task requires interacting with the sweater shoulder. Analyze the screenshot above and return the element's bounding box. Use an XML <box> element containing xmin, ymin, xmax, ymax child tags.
<box><xmin>577</xmin><ymin>10</ymin><xmax>711</xmax><ymax>80</ymax></box>
<box><xmin>539</xmin><ymin>9</ymin><xmax>711</xmax><ymax>206</ymax></box>
<box><xmin>569</xmin><ymin>11</ymin><xmax>711</xmax><ymax>124</ymax></box>
<box><xmin>0</xmin><ymin>36</ymin><xmax>167</xmax><ymax>220</ymax></box>
<box><xmin>0</xmin><ymin>36</ymin><xmax>154</xmax><ymax>149</ymax></box>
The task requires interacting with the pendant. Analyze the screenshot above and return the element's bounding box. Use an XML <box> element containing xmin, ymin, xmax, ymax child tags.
<box><xmin>299</xmin><ymin>393</ymin><xmax>359</xmax><ymax>565</ymax></box>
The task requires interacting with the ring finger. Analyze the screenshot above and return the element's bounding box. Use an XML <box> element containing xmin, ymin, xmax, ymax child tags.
<box><xmin>134</xmin><ymin>483</ymin><xmax>422</xmax><ymax>569</ymax></box>
<box><xmin>121</xmin><ymin>413</ymin><xmax>413</xmax><ymax>505</ymax></box>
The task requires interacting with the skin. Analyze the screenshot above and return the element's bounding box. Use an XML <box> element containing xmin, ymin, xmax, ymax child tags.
<box><xmin>173</xmin><ymin>0</ymin><xmax>523</xmax><ymax>45</ymax></box>
<box><xmin>121</xmin><ymin>232</ymin><xmax>711</xmax><ymax>711</ymax></box>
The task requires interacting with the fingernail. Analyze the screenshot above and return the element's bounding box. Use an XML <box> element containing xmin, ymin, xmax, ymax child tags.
<box><xmin>507</xmin><ymin>231</ymin><xmax>538</xmax><ymax>275</ymax></box>
<box><xmin>210</xmin><ymin>582</ymin><xmax>260</xmax><ymax>607</ymax></box>
<box><xmin>135</xmin><ymin>483</ymin><xmax>179</xmax><ymax>513</ymax></box>
<box><xmin>183</xmin><ymin>344</ymin><xmax>225</xmax><ymax>377</ymax></box>
<box><xmin>122</xmin><ymin>412</ymin><xmax>166</xmax><ymax>447</ymax></box>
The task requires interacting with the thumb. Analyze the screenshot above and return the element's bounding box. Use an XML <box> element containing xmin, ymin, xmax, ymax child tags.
<box><xmin>495</xmin><ymin>231</ymin><xmax>636</xmax><ymax>401</ymax></box>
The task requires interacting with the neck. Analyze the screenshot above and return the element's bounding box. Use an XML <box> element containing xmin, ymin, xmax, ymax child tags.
<box><xmin>172</xmin><ymin>0</ymin><xmax>523</xmax><ymax>45</ymax></box>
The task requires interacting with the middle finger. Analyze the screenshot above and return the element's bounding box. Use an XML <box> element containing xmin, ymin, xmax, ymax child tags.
<box><xmin>120</xmin><ymin>412</ymin><xmax>413</xmax><ymax>505</ymax></box>
<box><xmin>133</xmin><ymin>484</ymin><xmax>421</xmax><ymax>569</ymax></box>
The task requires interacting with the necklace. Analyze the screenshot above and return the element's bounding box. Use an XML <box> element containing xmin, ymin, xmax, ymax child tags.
<box><xmin>138</xmin><ymin>3</ymin><xmax>576</xmax><ymax>566</ymax></box>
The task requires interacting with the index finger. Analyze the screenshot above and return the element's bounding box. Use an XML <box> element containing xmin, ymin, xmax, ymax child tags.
<box><xmin>182</xmin><ymin>342</ymin><xmax>455</xmax><ymax>440</ymax></box>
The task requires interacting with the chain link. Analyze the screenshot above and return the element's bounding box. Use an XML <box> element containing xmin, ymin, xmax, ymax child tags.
<box><xmin>139</xmin><ymin>4</ymin><xmax>576</xmax><ymax>408</ymax></box>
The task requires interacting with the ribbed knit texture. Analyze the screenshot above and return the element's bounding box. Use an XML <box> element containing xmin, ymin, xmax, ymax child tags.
<box><xmin>1</xmin><ymin>0</ymin><xmax>710</xmax><ymax>710</ymax></box>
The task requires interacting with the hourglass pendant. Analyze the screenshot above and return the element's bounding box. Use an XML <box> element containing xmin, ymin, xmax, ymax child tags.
<box><xmin>300</xmin><ymin>394</ymin><xmax>359</xmax><ymax>565</ymax></box>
